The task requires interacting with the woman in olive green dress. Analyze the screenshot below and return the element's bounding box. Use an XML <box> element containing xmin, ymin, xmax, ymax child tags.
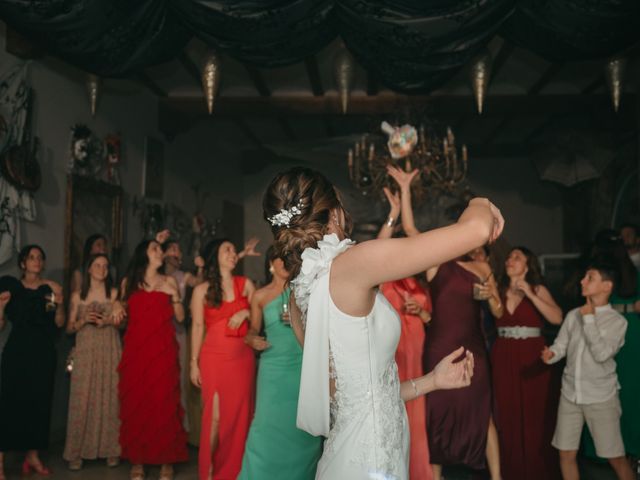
<box><xmin>238</xmin><ymin>250</ymin><xmax>322</xmax><ymax>480</ymax></box>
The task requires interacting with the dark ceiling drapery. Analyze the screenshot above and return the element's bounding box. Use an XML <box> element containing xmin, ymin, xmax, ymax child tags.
<box><xmin>0</xmin><ymin>0</ymin><xmax>638</xmax><ymax>91</ymax></box>
<box><xmin>500</xmin><ymin>0</ymin><xmax>640</xmax><ymax>61</ymax></box>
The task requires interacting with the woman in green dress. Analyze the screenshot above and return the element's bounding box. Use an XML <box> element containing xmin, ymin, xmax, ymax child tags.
<box><xmin>238</xmin><ymin>249</ymin><xmax>322</xmax><ymax>480</ymax></box>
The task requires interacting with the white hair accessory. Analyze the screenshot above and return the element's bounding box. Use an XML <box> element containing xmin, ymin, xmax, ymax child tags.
<box><xmin>268</xmin><ymin>200</ymin><xmax>304</xmax><ymax>228</ymax></box>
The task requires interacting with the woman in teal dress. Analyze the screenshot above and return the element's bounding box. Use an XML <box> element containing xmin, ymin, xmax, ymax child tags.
<box><xmin>238</xmin><ymin>249</ymin><xmax>322</xmax><ymax>480</ymax></box>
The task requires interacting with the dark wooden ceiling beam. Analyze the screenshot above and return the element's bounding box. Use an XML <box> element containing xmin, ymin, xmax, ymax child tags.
<box><xmin>582</xmin><ymin>76</ymin><xmax>605</xmax><ymax>94</ymax></box>
<box><xmin>245</xmin><ymin>65</ymin><xmax>271</xmax><ymax>97</ymax></box>
<box><xmin>234</xmin><ymin>119</ymin><xmax>262</xmax><ymax>148</ymax></box>
<box><xmin>136</xmin><ymin>72</ymin><xmax>167</xmax><ymax>97</ymax></box>
<box><xmin>277</xmin><ymin>117</ymin><xmax>297</xmax><ymax>141</ymax></box>
<box><xmin>177</xmin><ymin>52</ymin><xmax>202</xmax><ymax>86</ymax></box>
<box><xmin>483</xmin><ymin>116</ymin><xmax>512</xmax><ymax>145</ymax></box>
<box><xmin>490</xmin><ymin>41</ymin><xmax>514</xmax><ymax>83</ymax></box>
<box><xmin>304</xmin><ymin>56</ymin><xmax>324</xmax><ymax>96</ymax></box>
<box><xmin>528</xmin><ymin>63</ymin><xmax>564</xmax><ymax>95</ymax></box>
<box><xmin>159</xmin><ymin>94</ymin><xmax>635</xmax><ymax>118</ymax></box>
<box><xmin>367</xmin><ymin>73</ymin><xmax>379</xmax><ymax>96</ymax></box>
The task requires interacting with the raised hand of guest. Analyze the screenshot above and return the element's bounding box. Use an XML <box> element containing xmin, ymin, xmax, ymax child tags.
<box><xmin>540</xmin><ymin>346</ymin><xmax>555</xmax><ymax>364</ymax></box>
<box><xmin>383</xmin><ymin>187</ymin><xmax>401</xmax><ymax>218</ymax></box>
<box><xmin>579</xmin><ymin>297</ymin><xmax>595</xmax><ymax>317</ymax></box>
<box><xmin>239</xmin><ymin>237</ymin><xmax>261</xmax><ymax>259</ymax></box>
<box><xmin>158</xmin><ymin>280</ymin><xmax>179</xmax><ymax>300</ymax></box>
<box><xmin>433</xmin><ymin>346</ymin><xmax>474</xmax><ymax>390</ymax></box>
<box><xmin>514</xmin><ymin>278</ymin><xmax>534</xmax><ymax>297</ymax></box>
<box><xmin>190</xmin><ymin>362</ymin><xmax>202</xmax><ymax>388</ymax></box>
<box><xmin>227</xmin><ymin>309</ymin><xmax>250</xmax><ymax>329</ymax></box>
<box><xmin>245</xmin><ymin>332</ymin><xmax>271</xmax><ymax>351</ymax></box>
<box><xmin>474</xmin><ymin>282</ymin><xmax>493</xmax><ymax>300</ymax></box>
<box><xmin>155</xmin><ymin>229</ymin><xmax>171</xmax><ymax>245</ymax></box>
<box><xmin>387</xmin><ymin>165</ymin><xmax>419</xmax><ymax>192</ymax></box>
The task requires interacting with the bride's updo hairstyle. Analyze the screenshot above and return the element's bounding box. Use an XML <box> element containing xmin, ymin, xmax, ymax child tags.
<box><xmin>263</xmin><ymin>167</ymin><xmax>352</xmax><ymax>280</ymax></box>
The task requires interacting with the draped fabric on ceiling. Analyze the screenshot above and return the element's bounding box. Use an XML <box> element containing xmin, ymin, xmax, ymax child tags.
<box><xmin>0</xmin><ymin>0</ymin><xmax>638</xmax><ymax>91</ymax></box>
<box><xmin>501</xmin><ymin>0</ymin><xmax>640</xmax><ymax>61</ymax></box>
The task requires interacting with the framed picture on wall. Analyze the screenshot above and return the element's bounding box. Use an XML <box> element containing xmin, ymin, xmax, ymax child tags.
<box><xmin>143</xmin><ymin>136</ymin><xmax>164</xmax><ymax>199</ymax></box>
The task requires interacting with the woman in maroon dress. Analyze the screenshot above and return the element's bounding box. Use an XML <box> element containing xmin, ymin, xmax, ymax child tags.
<box><xmin>492</xmin><ymin>247</ymin><xmax>562</xmax><ymax>480</ymax></box>
<box><xmin>190</xmin><ymin>239</ymin><xmax>256</xmax><ymax>480</ymax></box>
<box><xmin>119</xmin><ymin>239</ymin><xmax>189</xmax><ymax>480</ymax></box>
<box><xmin>424</xmin><ymin>259</ymin><xmax>502</xmax><ymax>480</ymax></box>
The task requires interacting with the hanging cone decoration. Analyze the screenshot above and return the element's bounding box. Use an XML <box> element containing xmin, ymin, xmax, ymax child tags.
<box><xmin>86</xmin><ymin>73</ymin><xmax>100</xmax><ymax>117</ymax></box>
<box><xmin>201</xmin><ymin>51</ymin><xmax>221</xmax><ymax>114</ymax></box>
<box><xmin>469</xmin><ymin>50</ymin><xmax>492</xmax><ymax>115</ymax></box>
<box><xmin>605</xmin><ymin>57</ymin><xmax>626</xmax><ymax>112</ymax></box>
<box><xmin>334</xmin><ymin>49</ymin><xmax>355</xmax><ymax>114</ymax></box>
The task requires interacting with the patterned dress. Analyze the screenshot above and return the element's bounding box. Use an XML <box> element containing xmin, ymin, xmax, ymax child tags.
<box><xmin>64</xmin><ymin>301</ymin><xmax>122</xmax><ymax>461</ymax></box>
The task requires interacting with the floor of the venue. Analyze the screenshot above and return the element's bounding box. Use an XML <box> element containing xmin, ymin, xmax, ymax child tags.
<box><xmin>0</xmin><ymin>445</ymin><xmax>629</xmax><ymax>479</ymax></box>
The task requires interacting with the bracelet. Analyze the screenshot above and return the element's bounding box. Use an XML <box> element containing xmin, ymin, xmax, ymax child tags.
<box><xmin>172</xmin><ymin>300</ymin><xmax>182</xmax><ymax>304</ymax></box>
<box><xmin>386</xmin><ymin>216</ymin><xmax>396</xmax><ymax>228</ymax></box>
<box><xmin>409</xmin><ymin>378</ymin><xmax>419</xmax><ymax>399</ymax></box>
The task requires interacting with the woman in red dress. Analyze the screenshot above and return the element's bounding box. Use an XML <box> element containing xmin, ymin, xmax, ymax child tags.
<box><xmin>190</xmin><ymin>239</ymin><xmax>256</xmax><ymax>480</ymax></box>
<box><xmin>378</xmin><ymin>184</ymin><xmax>434</xmax><ymax>480</ymax></box>
<box><xmin>492</xmin><ymin>247</ymin><xmax>562</xmax><ymax>480</ymax></box>
<box><xmin>119</xmin><ymin>239</ymin><xmax>189</xmax><ymax>480</ymax></box>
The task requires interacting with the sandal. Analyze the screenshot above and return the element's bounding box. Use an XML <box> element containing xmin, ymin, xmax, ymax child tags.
<box><xmin>68</xmin><ymin>459</ymin><xmax>83</xmax><ymax>471</ymax></box>
<box><xmin>22</xmin><ymin>458</ymin><xmax>52</xmax><ymax>476</ymax></box>
<box><xmin>130</xmin><ymin>464</ymin><xmax>144</xmax><ymax>480</ymax></box>
<box><xmin>106</xmin><ymin>457</ymin><xmax>120</xmax><ymax>468</ymax></box>
<box><xmin>159</xmin><ymin>464</ymin><xmax>174</xmax><ymax>480</ymax></box>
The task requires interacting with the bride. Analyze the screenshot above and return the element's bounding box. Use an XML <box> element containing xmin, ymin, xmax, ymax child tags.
<box><xmin>263</xmin><ymin>167</ymin><xmax>503</xmax><ymax>480</ymax></box>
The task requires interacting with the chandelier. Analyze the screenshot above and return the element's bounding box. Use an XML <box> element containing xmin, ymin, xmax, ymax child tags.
<box><xmin>347</xmin><ymin>122</ymin><xmax>470</xmax><ymax>204</ymax></box>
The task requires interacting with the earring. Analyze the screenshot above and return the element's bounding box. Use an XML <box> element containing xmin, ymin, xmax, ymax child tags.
<box><xmin>269</xmin><ymin>266</ymin><xmax>275</xmax><ymax>274</ymax></box>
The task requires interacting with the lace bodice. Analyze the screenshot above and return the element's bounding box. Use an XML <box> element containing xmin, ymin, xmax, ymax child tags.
<box><xmin>293</xmin><ymin>234</ymin><xmax>409</xmax><ymax>479</ymax></box>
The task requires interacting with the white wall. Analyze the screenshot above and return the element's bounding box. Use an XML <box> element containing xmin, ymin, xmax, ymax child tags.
<box><xmin>0</xmin><ymin>27</ymin><xmax>198</xmax><ymax>440</ymax></box>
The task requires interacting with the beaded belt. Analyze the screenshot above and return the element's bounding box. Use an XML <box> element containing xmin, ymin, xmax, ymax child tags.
<box><xmin>497</xmin><ymin>326</ymin><xmax>542</xmax><ymax>339</ymax></box>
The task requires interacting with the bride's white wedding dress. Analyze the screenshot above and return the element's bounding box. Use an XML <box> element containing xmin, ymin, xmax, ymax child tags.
<box><xmin>292</xmin><ymin>234</ymin><xmax>409</xmax><ymax>480</ymax></box>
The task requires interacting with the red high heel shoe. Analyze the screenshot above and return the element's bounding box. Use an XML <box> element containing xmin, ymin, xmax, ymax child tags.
<box><xmin>22</xmin><ymin>459</ymin><xmax>52</xmax><ymax>476</ymax></box>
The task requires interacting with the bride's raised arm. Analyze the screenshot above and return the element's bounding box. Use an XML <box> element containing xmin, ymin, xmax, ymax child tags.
<box><xmin>331</xmin><ymin>198</ymin><xmax>503</xmax><ymax>315</ymax></box>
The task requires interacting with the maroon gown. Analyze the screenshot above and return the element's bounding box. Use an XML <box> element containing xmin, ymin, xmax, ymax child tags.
<box><xmin>118</xmin><ymin>290</ymin><xmax>189</xmax><ymax>465</ymax></box>
<box><xmin>491</xmin><ymin>296</ymin><xmax>561</xmax><ymax>480</ymax></box>
<box><xmin>423</xmin><ymin>261</ymin><xmax>491</xmax><ymax>470</ymax></box>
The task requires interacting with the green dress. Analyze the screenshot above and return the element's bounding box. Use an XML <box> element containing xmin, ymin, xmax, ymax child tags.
<box><xmin>582</xmin><ymin>271</ymin><xmax>640</xmax><ymax>458</ymax></box>
<box><xmin>238</xmin><ymin>289</ymin><xmax>323</xmax><ymax>480</ymax></box>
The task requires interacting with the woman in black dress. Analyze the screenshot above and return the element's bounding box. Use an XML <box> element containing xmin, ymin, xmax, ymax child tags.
<box><xmin>0</xmin><ymin>245</ymin><xmax>65</xmax><ymax>478</ymax></box>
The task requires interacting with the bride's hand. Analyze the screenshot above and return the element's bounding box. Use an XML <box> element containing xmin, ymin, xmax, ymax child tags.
<box><xmin>432</xmin><ymin>346</ymin><xmax>474</xmax><ymax>390</ymax></box>
<box><xmin>459</xmin><ymin>198</ymin><xmax>504</xmax><ymax>244</ymax></box>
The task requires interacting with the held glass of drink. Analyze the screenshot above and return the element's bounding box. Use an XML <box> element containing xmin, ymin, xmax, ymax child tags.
<box><xmin>473</xmin><ymin>283</ymin><xmax>490</xmax><ymax>301</ymax></box>
<box><xmin>281</xmin><ymin>294</ymin><xmax>291</xmax><ymax>326</ymax></box>
<box><xmin>45</xmin><ymin>292</ymin><xmax>57</xmax><ymax>312</ymax></box>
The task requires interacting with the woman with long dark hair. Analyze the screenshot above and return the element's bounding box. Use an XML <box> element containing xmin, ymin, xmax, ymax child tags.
<box><xmin>492</xmin><ymin>246</ymin><xmax>562</xmax><ymax>480</ymax></box>
<box><xmin>190</xmin><ymin>239</ymin><xmax>256</xmax><ymax>480</ymax></box>
<box><xmin>64</xmin><ymin>253</ymin><xmax>122</xmax><ymax>470</ymax></box>
<box><xmin>261</xmin><ymin>167</ymin><xmax>500</xmax><ymax>479</ymax></box>
<box><xmin>0</xmin><ymin>245</ymin><xmax>64</xmax><ymax>479</ymax></box>
<box><xmin>118</xmin><ymin>239</ymin><xmax>188</xmax><ymax>480</ymax></box>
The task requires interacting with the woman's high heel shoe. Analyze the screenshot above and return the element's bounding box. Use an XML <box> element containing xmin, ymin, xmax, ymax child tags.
<box><xmin>22</xmin><ymin>459</ymin><xmax>52</xmax><ymax>476</ymax></box>
<box><xmin>159</xmin><ymin>464</ymin><xmax>174</xmax><ymax>480</ymax></box>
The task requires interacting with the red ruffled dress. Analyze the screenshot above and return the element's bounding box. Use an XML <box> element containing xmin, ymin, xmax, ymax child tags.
<box><xmin>118</xmin><ymin>290</ymin><xmax>188</xmax><ymax>465</ymax></box>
